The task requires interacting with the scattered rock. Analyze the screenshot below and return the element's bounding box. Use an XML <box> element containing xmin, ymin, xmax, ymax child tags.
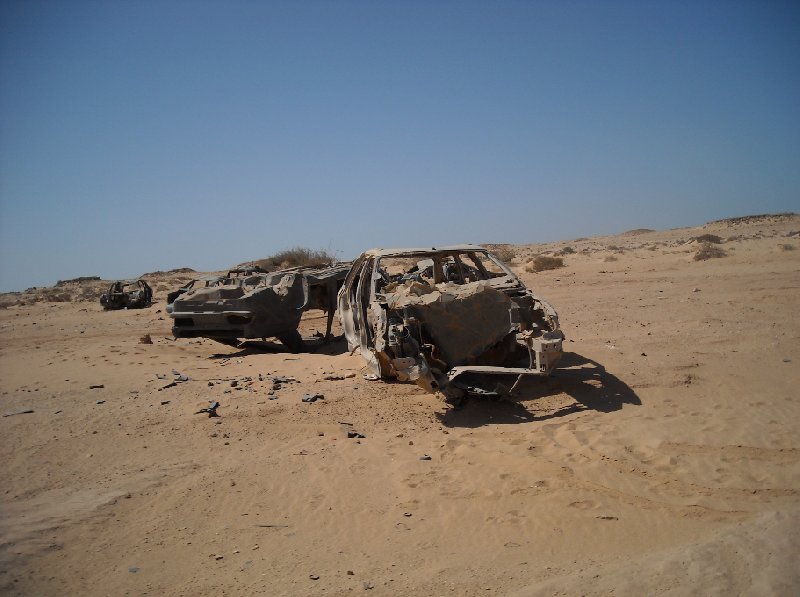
<box><xmin>128</xmin><ymin>566</ymin><xmax>140</xmax><ymax>573</ymax></box>
<box><xmin>419</xmin><ymin>454</ymin><xmax>432</xmax><ymax>461</ymax></box>
<box><xmin>96</xmin><ymin>400</ymin><xmax>106</xmax><ymax>405</ymax></box>
<box><xmin>89</xmin><ymin>384</ymin><xmax>104</xmax><ymax>389</ymax></box>
<box><xmin>323</xmin><ymin>373</ymin><xmax>357</xmax><ymax>381</ymax></box>
<box><xmin>230</xmin><ymin>380</ymin><xmax>238</xmax><ymax>388</ymax></box>
<box><xmin>160</xmin><ymin>400</ymin><xmax>170</xmax><ymax>405</ymax></box>
<box><xmin>347</xmin><ymin>570</ymin><xmax>355</xmax><ymax>575</ymax></box>
<box><xmin>363</xmin><ymin>581</ymin><xmax>374</xmax><ymax>590</ymax></box>
<box><xmin>302</xmin><ymin>393</ymin><xmax>324</xmax><ymax>403</ymax></box>
<box><xmin>195</xmin><ymin>402</ymin><xmax>220</xmax><ymax>417</ymax></box>
<box><xmin>347</xmin><ymin>430</ymin><xmax>365</xmax><ymax>439</ymax></box>
<box><xmin>139</xmin><ymin>334</ymin><xmax>153</xmax><ymax>344</ymax></box>
<box><xmin>309</xmin><ymin>574</ymin><xmax>320</xmax><ymax>580</ymax></box>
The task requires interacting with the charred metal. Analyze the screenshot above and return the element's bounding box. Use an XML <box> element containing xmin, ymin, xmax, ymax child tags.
<box><xmin>168</xmin><ymin>264</ymin><xmax>350</xmax><ymax>351</ymax></box>
<box><xmin>100</xmin><ymin>280</ymin><xmax>153</xmax><ymax>310</ymax></box>
<box><xmin>338</xmin><ymin>245</ymin><xmax>564</xmax><ymax>402</ymax></box>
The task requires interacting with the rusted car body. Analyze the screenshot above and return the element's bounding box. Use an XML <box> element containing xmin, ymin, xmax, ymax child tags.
<box><xmin>166</xmin><ymin>271</ymin><xmax>247</xmax><ymax>307</ymax></box>
<box><xmin>169</xmin><ymin>264</ymin><xmax>350</xmax><ymax>351</ymax></box>
<box><xmin>100</xmin><ymin>280</ymin><xmax>153</xmax><ymax>310</ymax></box>
<box><xmin>338</xmin><ymin>245</ymin><xmax>563</xmax><ymax>401</ymax></box>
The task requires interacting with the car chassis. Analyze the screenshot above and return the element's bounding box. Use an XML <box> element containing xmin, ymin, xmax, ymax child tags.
<box><xmin>338</xmin><ymin>245</ymin><xmax>564</xmax><ymax>401</ymax></box>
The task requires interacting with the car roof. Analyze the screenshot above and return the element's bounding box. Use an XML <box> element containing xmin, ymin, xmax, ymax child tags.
<box><xmin>361</xmin><ymin>245</ymin><xmax>488</xmax><ymax>258</ymax></box>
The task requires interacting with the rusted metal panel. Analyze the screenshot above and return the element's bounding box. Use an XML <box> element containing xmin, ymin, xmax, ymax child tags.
<box><xmin>338</xmin><ymin>246</ymin><xmax>563</xmax><ymax>402</ymax></box>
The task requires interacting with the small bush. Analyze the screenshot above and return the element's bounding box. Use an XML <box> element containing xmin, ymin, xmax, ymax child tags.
<box><xmin>603</xmin><ymin>255</ymin><xmax>618</xmax><ymax>262</ymax></box>
<box><xmin>246</xmin><ymin>247</ymin><xmax>337</xmax><ymax>271</ymax></box>
<box><xmin>779</xmin><ymin>243</ymin><xmax>795</xmax><ymax>251</ymax></box>
<box><xmin>692</xmin><ymin>234</ymin><xmax>722</xmax><ymax>244</ymax></box>
<box><xmin>525</xmin><ymin>255</ymin><xmax>564</xmax><ymax>272</ymax></box>
<box><xmin>558</xmin><ymin>246</ymin><xmax>576</xmax><ymax>255</ymax></box>
<box><xmin>491</xmin><ymin>246</ymin><xmax>516</xmax><ymax>263</ymax></box>
<box><xmin>607</xmin><ymin>245</ymin><xmax>623</xmax><ymax>252</ymax></box>
<box><xmin>693</xmin><ymin>243</ymin><xmax>727</xmax><ymax>261</ymax></box>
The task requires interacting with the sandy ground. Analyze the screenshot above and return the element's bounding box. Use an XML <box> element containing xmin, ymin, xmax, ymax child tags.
<box><xmin>1</xmin><ymin>215</ymin><xmax>798</xmax><ymax>596</ymax></box>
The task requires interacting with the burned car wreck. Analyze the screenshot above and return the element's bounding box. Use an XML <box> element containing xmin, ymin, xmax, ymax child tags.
<box><xmin>100</xmin><ymin>280</ymin><xmax>153</xmax><ymax>310</ymax></box>
<box><xmin>338</xmin><ymin>245</ymin><xmax>563</xmax><ymax>402</ymax></box>
<box><xmin>169</xmin><ymin>264</ymin><xmax>350</xmax><ymax>351</ymax></box>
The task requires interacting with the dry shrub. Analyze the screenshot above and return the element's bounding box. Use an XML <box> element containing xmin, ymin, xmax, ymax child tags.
<box><xmin>603</xmin><ymin>255</ymin><xmax>618</xmax><ymax>262</ymax></box>
<box><xmin>558</xmin><ymin>246</ymin><xmax>576</xmax><ymax>255</ymax></box>
<box><xmin>607</xmin><ymin>245</ymin><xmax>623</xmax><ymax>252</ymax></box>
<box><xmin>693</xmin><ymin>243</ymin><xmax>727</xmax><ymax>261</ymax></box>
<box><xmin>247</xmin><ymin>247</ymin><xmax>336</xmax><ymax>271</ymax></box>
<box><xmin>779</xmin><ymin>243</ymin><xmax>795</xmax><ymax>251</ymax></box>
<box><xmin>525</xmin><ymin>255</ymin><xmax>564</xmax><ymax>272</ymax></box>
<box><xmin>692</xmin><ymin>234</ymin><xmax>722</xmax><ymax>244</ymax></box>
<box><xmin>491</xmin><ymin>246</ymin><xmax>517</xmax><ymax>263</ymax></box>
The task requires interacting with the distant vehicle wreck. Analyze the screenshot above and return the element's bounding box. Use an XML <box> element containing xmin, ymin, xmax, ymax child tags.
<box><xmin>169</xmin><ymin>264</ymin><xmax>350</xmax><ymax>351</ymax></box>
<box><xmin>338</xmin><ymin>245</ymin><xmax>564</xmax><ymax>402</ymax></box>
<box><xmin>100</xmin><ymin>280</ymin><xmax>153</xmax><ymax>310</ymax></box>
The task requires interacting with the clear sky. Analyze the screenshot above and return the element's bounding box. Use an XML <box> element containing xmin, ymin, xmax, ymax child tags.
<box><xmin>1</xmin><ymin>0</ymin><xmax>798</xmax><ymax>292</ymax></box>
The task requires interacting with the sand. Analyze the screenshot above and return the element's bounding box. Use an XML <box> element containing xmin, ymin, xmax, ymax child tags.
<box><xmin>1</xmin><ymin>214</ymin><xmax>798</xmax><ymax>595</ymax></box>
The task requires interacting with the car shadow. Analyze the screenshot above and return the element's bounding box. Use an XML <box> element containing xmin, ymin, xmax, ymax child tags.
<box><xmin>207</xmin><ymin>336</ymin><xmax>350</xmax><ymax>359</ymax></box>
<box><xmin>439</xmin><ymin>352</ymin><xmax>641</xmax><ymax>428</ymax></box>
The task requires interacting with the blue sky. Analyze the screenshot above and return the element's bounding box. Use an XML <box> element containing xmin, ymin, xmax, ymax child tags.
<box><xmin>1</xmin><ymin>0</ymin><xmax>798</xmax><ymax>292</ymax></box>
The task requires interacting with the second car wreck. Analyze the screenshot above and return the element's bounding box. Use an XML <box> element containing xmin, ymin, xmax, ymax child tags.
<box><xmin>338</xmin><ymin>245</ymin><xmax>564</xmax><ymax>402</ymax></box>
<box><xmin>100</xmin><ymin>280</ymin><xmax>153</xmax><ymax>310</ymax></box>
<box><xmin>169</xmin><ymin>263</ymin><xmax>350</xmax><ymax>351</ymax></box>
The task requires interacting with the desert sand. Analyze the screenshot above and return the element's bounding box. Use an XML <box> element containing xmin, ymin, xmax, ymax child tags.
<box><xmin>1</xmin><ymin>214</ymin><xmax>798</xmax><ymax>596</ymax></box>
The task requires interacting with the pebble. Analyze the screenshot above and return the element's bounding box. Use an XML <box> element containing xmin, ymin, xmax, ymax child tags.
<box><xmin>89</xmin><ymin>384</ymin><xmax>104</xmax><ymax>389</ymax></box>
<box><xmin>309</xmin><ymin>574</ymin><xmax>320</xmax><ymax>580</ymax></box>
<box><xmin>419</xmin><ymin>454</ymin><xmax>432</xmax><ymax>461</ymax></box>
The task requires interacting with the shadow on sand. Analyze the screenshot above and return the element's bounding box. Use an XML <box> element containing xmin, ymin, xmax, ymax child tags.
<box><xmin>208</xmin><ymin>336</ymin><xmax>350</xmax><ymax>359</ymax></box>
<box><xmin>439</xmin><ymin>352</ymin><xmax>641</xmax><ymax>428</ymax></box>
